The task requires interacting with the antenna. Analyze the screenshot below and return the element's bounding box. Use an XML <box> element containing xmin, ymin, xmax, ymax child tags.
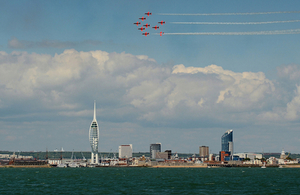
<box><xmin>93</xmin><ymin>100</ymin><xmax>96</xmax><ymax>121</ymax></box>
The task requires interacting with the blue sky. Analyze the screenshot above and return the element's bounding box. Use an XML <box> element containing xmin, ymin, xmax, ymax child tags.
<box><xmin>1</xmin><ymin>0</ymin><xmax>300</xmax><ymax>154</ymax></box>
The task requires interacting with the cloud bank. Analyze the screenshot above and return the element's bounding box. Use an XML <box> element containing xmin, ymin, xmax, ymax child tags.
<box><xmin>1</xmin><ymin>49</ymin><xmax>300</xmax><ymax>124</ymax></box>
<box><xmin>0</xmin><ymin>49</ymin><xmax>300</xmax><ymax>152</ymax></box>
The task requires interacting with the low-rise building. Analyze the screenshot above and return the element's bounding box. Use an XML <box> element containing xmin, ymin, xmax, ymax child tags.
<box><xmin>0</xmin><ymin>154</ymin><xmax>33</xmax><ymax>159</ymax></box>
<box><xmin>156</xmin><ymin>152</ymin><xmax>168</xmax><ymax>160</ymax></box>
<box><xmin>234</xmin><ymin>153</ymin><xmax>262</xmax><ymax>160</ymax></box>
<box><xmin>119</xmin><ymin>144</ymin><xmax>133</xmax><ymax>158</ymax></box>
<box><xmin>48</xmin><ymin>159</ymin><xmax>62</xmax><ymax>165</ymax></box>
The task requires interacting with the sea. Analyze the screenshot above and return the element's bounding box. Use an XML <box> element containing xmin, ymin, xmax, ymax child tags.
<box><xmin>1</xmin><ymin>167</ymin><xmax>300</xmax><ymax>194</ymax></box>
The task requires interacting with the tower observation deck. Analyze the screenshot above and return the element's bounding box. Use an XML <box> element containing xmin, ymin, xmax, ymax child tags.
<box><xmin>89</xmin><ymin>101</ymin><xmax>99</xmax><ymax>164</ymax></box>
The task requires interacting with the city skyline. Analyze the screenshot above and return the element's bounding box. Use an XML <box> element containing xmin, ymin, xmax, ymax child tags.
<box><xmin>1</xmin><ymin>1</ymin><xmax>300</xmax><ymax>154</ymax></box>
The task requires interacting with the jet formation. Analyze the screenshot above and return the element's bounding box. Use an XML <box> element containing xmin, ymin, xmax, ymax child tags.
<box><xmin>133</xmin><ymin>12</ymin><xmax>165</xmax><ymax>36</ymax></box>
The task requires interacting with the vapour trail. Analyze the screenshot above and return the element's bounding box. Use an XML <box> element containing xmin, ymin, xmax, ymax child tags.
<box><xmin>155</xmin><ymin>29</ymin><xmax>300</xmax><ymax>35</ymax></box>
<box><xmin>171</xmin><ymin>20</ymin><xmax>300</xmax><ymax>25</ymax></box>
<box><xmin>158</xmin><ymin>11</ymin><xmax>300</xmax><ymax>16</ymax></box>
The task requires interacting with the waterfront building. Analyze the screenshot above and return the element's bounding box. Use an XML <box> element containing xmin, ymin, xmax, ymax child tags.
<box><xmin>209</xmin><ymin>154</ymin><xmax>215</xmax><ymax>161</ymax></box>
<box><xmin>221</xmin><ymin>129</ymin><xmax>233</xmax><ymax>155</ymax></box>
<box><xmin>234</xmin><ymin>153</ymin><xmax>262</xmax><ymax>161</ymax></box>
<box><xmin>119</xmin><ymin>144</ymin><xmax>132</xmax><ymax>158</ymax></box>
<box><xmin>165</xmin><ymin>150</ymin><xmax>172</xmax><ymax>159</ymax></box>
<box><xmin>220</xmin><ymin>151</ymin><xmax>231</xmax><ymax>161</ymax></box>
<box><xmin>0</xmin><ymin>154</ymin><xmax>33</xmax><ymax>159</ymax></box>
<box><xmin>280</xmin><ymin>149</ymin><xmax>287</xmax><ymax>159</ymax></box>
<box><xmin>156</xmin><ymin>152</ymin><xmax>169</xmax><ymax>160</ymax></box>
<box><xmin>89</xmin><ymin>101</ymin><xmax>99</xmax><ymax>164</ymax></box>
<box><xmin>199</xmin><ymin>146</ymin><xmax>209</xmax><ymax>160</ymax></box>
<box><xmin>267</xmin><ymin>157</ymin><xmax>278</xmax><ymax>165</ymax></box>
<box><xmin>48</xmin><ymin>159</ymin><xmax>62</xmax><ymax>165</ymax></box>
<box><xmin>155</xmin><ymin>150</ymin><xmax>171</xmax><ymax>160</ymax></box>
<box><xmin>150</xmin><ymin>143</ymin><xmax>161</xmax><ymax>159</ymax></box>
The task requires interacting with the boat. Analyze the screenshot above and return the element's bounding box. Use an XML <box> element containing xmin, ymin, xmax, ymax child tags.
<box><xmin>68</xmin><ymin>163</ymin><xmax>79</xmax><ymax>168</ymax></box>
<box><xmin>68</xmin><ymin>150</ymin><xmax>79</xmax><ymax>168</ymax></box>
<box><xmin>100</xmin><ymin>162</ymin><xmax>110</xmax><ymax>167</ymax></box>
<box><xmin>56</xmin><ymin>147</ymin><xmax>67</xmax><ymax>168</ymax></box>
<box><xmin>57</xmin><ymin>163</ymin><xmax>67</xmax><ymax>168</ymax></box>
<box><xmin>261</xmin><ymin>162</ymin><xmax>266</xmax><ymax>168</ymax></box>
<box><xmin>279</xmin><ymin>165</ymin><xmax>283</xmax><ymax>168</ymax></box>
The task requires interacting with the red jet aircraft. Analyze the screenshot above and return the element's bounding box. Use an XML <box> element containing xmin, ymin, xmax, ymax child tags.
<box><xmin>158</xmin><ymin>21</ymin><xmax>165</xmax><ymax>25</ymax></box>
<box><xmin>133</xmin><ymin>22</ymin><xmax>141</xmax><ymax>26</ymax></box>
<box><xmin>143</xmin><ymin>23</ymin><xmax>150</xmax><ymax>28</ymax></box>
<box><xmin>160</xmin><ymin>32</ymin><xmax>164</xmax><ymax>36</ymax></box>
<box><xmin>138</xmin><ymin>27</ymin><xmax>145</xmax><ymax>31</ymax></box>
<box><xmin>152</xmin><ymin>25</ymin><xmax>159</xmax><ymax>30</ymax></box>
<box><xmin>139</xmin><ymin>17</ymin><xmax>147</xmax><ymax>21</ymax></box>
<box><xmin>142</xmin><ymin>32</ymin><xmax>149</xmax><ymax>36</ymax></box>
<box><xmin>144</xmin><ymin>12</ymin><xmax>152</xmax><ymax>16</ymax></box>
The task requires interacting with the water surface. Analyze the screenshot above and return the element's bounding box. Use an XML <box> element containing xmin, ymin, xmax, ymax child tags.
<box><xmin>1</xmin><ymin>167</ymin><xmax>299</xmax><ymax>194</ymax></box>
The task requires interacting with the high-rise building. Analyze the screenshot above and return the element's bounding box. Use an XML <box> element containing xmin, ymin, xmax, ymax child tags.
<box><xmin>150</xmin><ymin>143</ymin><xmax>161</xmax><ymax>159</ymax></box>
<box><xmin>89</xmin><ymin>101</ymin><xmax>99</xmax><ymax>164</ymax></box>
<box><xmin>199</xmin><ymin>146</ymin><xmax>209</xmax><ymax>158</ymax></box>
<box><xmin>221</xmin><ymin>129</ymin><xmax>233</xmax><ymax>155</ymax></box>
<box><xmin>119</xmin><ymin>144</ymin><xmax>132</xmax><ymax>158</ymax></box>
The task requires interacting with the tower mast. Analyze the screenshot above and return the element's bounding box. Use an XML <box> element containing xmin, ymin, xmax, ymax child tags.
<box><xmin>89</xmin><ymin>100</ymin><xmax>99</xmax><ymax>164</ymax></box>
<box><xmin>93</xmin><ymin>100</ymin><xmax>96</xmax><ymax>121</ymax></box>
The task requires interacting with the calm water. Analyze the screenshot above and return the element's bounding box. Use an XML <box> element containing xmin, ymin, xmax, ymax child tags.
<box><xmin>1</xmin><ymin>167</ymin><xmax>300</xmax><ymax>194</ymax></box>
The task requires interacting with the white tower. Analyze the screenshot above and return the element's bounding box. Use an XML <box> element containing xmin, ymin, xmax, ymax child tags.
<box><xmin>89</xmin><ymin>100</ymin><xmax>99</xmax><ymax>164</ymax></box>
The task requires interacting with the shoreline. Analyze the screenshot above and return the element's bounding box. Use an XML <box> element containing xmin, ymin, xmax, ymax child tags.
<box><xmin>281</xmin><ymin>164</ymin><xmax>300</xmax><ymax>168</ymax></box>
<box><xmin>151</xmin><ymin>166</ymin><xmax>211</xmax><ymax>168</ymax></box>
<box><xmin>0</xmin><ymin>165</ymin><xmax>51</xmax><ymax>168</ymax></box>
<box><xmin>1</xmin><ymin>164</ymin><xmax>300</xmax><ymax>168</ymax></box>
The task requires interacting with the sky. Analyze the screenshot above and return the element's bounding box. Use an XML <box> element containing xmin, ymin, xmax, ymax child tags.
<box><xmin>1</xmin><ymin>0</ymin><xmax>300</xmax><ymax>154</ymax></box>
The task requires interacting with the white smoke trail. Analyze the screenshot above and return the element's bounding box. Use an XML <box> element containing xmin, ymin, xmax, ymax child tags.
<box><xmin>156</xmin><ymin>29</ymin><xmax>300</xmax><ymax>35</ymax></box>
<box><xmin>158</xmin><ymin>11</ymin><xmax>300</xmax><ymax>16</ymax></box>
<box><xmin>171</xmin><ymin>20</ymin><xmax>300</xmax><ymax>25</ymax></box>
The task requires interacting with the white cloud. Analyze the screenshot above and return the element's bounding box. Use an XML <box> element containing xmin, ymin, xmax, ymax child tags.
<box><xmin>172</xmin><ymin>64</ymin><xmax>275</xmax><ymax>110</ymax></box>
<box><xmin>277</xmin><ymin>64</ymin><xmax>300</xmax><ymax>81</ymax></box>
<box><xmin>286</xmin><ymin>85</ymin><xmax>300</xmax><ymax>120</ymax></box>
<box><xmin>1</xmin><ymin>49</ymin><xmax>300</xmax><ymax>152</ymax></box>
<box><xmin>1</xmin><ymin>48</ymin><xmax>300</xmax><ymax>154</ymax></box>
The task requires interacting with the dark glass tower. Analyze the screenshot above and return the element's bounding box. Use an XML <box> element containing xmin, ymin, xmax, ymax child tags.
<box><xmin>221</xmin><ymin>129</ymin><xmax>233</xmax><ymax>154</ymax></box>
